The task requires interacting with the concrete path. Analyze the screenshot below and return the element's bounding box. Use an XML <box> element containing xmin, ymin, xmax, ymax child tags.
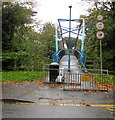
<box><xmin>59</xmin><ymin>55</ymin><xmax>83</xmax><ymax>74</ymax></box>
<box><xmin>58</xmin><ymin>55</ymin><xmax>83</xmax><ymax>84</ymax></box>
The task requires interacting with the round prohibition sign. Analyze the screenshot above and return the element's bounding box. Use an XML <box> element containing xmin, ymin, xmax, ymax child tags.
<box><xmin>96</xmin><ymin>31</ymin><xmax>105</xmax><ymax>40</ymax></box>
<box><xmin>97</xmin><ymin>15</ymin><xmax>104</xmax><ymax>21</ymax></box>
<box><xmin>96</xmin><ymin>22</ymin><xmax>104</xmax><ymax>30</ymax></box>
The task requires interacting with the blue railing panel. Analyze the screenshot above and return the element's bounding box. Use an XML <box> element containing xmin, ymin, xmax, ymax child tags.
<box><xmin>52</xmin><ymin>50</ymin><xmax>65</xmax><ymax>63</ymax></box>
<box><xmin>74</xmin><ymin>50</ymin><xmax>86</xmax><ymax>68</ymax></box>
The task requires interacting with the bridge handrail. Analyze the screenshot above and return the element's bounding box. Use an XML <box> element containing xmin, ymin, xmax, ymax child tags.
<box><xmin>74</xmin><ymin>50</ymin><xmax>86</xmax><ymax>68</ymax></box>
<box><xmin>52</xmin><ymin>50</ymin><xmax>65</xmax><ymax>63</ymax></box>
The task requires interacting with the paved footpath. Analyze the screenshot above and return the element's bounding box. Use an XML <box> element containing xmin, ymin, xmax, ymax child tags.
<box><xmin>59</xmin><ymin>55</ymin><xmax>83</xmax><ymax>74</ymax></box>
<box><xmin>1</xmin><ymin>82</ymin><xmax>114</xmax><ymax>118</ymax></box>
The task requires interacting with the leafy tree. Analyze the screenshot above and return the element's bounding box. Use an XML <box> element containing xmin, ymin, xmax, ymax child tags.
<box><xmin>39</xmin><ymin>23</ymin><xmax>56</xmax><ymax>61</ymax></box>
<box><xmin>2</xmin><ymin>2</ymin><xmax>56</xmax><ymax>71</ymax></box>
<box><xmin>63</xmin><ymin>37</ymin><xmax>76</xmax><ymax>50</ymax></box>
<box><xmin>80</xmin><ymin>2</ymin><xmax>115</xmax><ymax>71</ymax></box>
<box><xmin>2</xmin><ymin>2</ymin><xmax>38</xmax><ymax>70</ymax></box>
<box><xmin>2</xmin><ymin>2</ymin><xmax>36</xmax><ymax>51</ymax></box>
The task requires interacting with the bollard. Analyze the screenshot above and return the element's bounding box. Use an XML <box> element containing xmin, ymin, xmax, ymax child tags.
<box><xmin>49</xmin><ymin>62</ymin><xmax>59</xmax><ymax>82</ymax></box>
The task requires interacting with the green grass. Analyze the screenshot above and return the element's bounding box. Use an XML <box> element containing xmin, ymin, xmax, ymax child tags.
<box><xmin>1</xmin><ymin>71</ymin><xmax>48</xmax><ymax>82</ymax></box>
<box><xmin>95</xmin><ymin>75</ymin><xmax>115</xmax><ymax>85</ymax></box>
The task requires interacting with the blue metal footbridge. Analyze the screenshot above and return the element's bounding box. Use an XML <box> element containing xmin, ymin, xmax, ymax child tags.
<box><xmin>47</xmin><ymin>7</ymin><xmax>109</xmax><ymax>91</ymax></box>
<box><xmin>52</xmin><ymin>6</ymin><xmax>86</xmax><ymax>71</ymax></box>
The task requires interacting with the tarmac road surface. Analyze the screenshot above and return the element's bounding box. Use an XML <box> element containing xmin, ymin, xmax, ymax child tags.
<box><xmin>1</xmin><ymin>83</ymin><xmax>114</xmax><ymax>118</ymax></box>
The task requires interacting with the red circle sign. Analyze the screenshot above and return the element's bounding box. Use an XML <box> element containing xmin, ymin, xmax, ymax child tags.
<box><xmin>96</xmin><ymin>31</ymin><xmax>105</xmax><ymax>40</ymax></box>
<box><xmin>97</xmin><ymin>15</ymin><xmax>104</xmax><ymax>21</ymax></box>
<box><xmin>96</xmin><ymin>22</ymin><xmax>104</xmax><ymax>30</ymax></box>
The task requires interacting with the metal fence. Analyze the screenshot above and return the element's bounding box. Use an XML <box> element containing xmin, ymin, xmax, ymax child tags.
<box><xmin>86</xmin><ymin>69</ymin><xmax>109</xmax><ymax>75</ymax></box>
<box><xmin>44</xmin><ymin>68</ymin><xmax>111</xmax><ymax>91</ymax></box>
<box><xmin>62</xmin><ymin>72</ymin><xmax>110</xmax><ymax>91</ymax></box>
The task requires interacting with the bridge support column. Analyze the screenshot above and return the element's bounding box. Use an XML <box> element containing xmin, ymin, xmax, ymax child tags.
<box><xmin>55</xmin><ymin>23</ymin><xmax>58</xmax><ymax>53</ymax></box>
<box><xmin>68</xmin><ymin>6</ymin><xmax>72</xmax><ymax>71</ymax></box>
<box><xmin>81</xmin><ymin>19</ymin><xmax>85</xmax><ymax>52</ymax></box>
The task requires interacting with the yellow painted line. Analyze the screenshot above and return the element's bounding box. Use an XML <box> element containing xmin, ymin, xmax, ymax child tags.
<box><xmin>0</xmin><ymin>100</ymin><xmax>115</xmax><ymax>109</ymax></box>
<box><xmin>106</xmin><ymin>108</ymin><xmax>114</xmax><ymax>111</ymax></box>
<box><xmin>91</xmin><ymin>105</ymin><xmax>115</xmax><ymax>107</ymax></box>
<box><xmin>39</xmin><ymin>99</ymin><xmax>115</xmax><ymax>107</ymax></box>
<box><xmin>15</xmin><ymin>102</ymin><xmax>37</xmax><ymax>105</ymax></box>
<box><xmin>106</xmin><ymin>106</ymin><xmax>115</xmax><ymax>111</ymax></box>
<box><xmin>39</xmin><ymin>102</ymin><xmax>115</xmax><ymax>108</ymax></box>
<box><xmin>40</xmin><ymin>103</ymin><xmax>81</xmax><ymax>106</ymax></box>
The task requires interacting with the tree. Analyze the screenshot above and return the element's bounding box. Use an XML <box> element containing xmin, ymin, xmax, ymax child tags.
<box><xmin>63</xmin><ymin>37</ymin><xmax>76</xmax><ymax>50</ymax></box>
<box><xmin>81</xmin><ymin>2</ymin><xmax>115</xmax><ymax>71</ymax></box>
<box><xmin>2</xmin><ymin>2</ymin><xmax>36</xmax><ymax>51</ymax></box>
<box><xmin>2</xmin><ymin>2</ymin><xmax>56</xmax><ymax>71</ymax></box>
<box><xmin>39</xmin><ymin>23</ymin><xmax>56</xmax><ymax>61</ymax></box>
<box><xmin>2</xmin><ymin>2</ymin><xmax>38</xmax><ymax>70</ymax></box>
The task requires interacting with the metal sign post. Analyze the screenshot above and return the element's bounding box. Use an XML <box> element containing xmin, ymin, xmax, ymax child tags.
<box><xmin>96</xmin><ymin>15</ymin><xmax>105</xmax><ymax>74</ymax></box>
<box><xmin>100</xmin><ymin>40</ymin><xmax>102</xmax><ymax>74</ymax></box>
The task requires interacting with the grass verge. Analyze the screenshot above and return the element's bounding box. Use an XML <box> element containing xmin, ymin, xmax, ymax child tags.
<box><xmin>95</xmin><ymin>75</ymin><xmax>115</xmax><ymax>85</ymax></box>
<box><xmin>1</xmin><ymin>71</ymin><xmax>48</xmax><ymax>83</ymax></box>
<box><xmin>94</xmin><ymin>75</ymin><xmax>115</xmax><ymax>90</ymax></box>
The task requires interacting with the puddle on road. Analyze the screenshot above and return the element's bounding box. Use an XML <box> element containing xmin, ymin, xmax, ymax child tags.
<box><xmin>0</xmin><ymin>99</ymin><xmax>36</xmax><ymax>105</ymax></box>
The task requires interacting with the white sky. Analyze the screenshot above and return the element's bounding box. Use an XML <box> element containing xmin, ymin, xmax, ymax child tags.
<box><xmin>34</xmin><ymin>0</ymin><xmax>92</xmax><ymax>24</ymax></box>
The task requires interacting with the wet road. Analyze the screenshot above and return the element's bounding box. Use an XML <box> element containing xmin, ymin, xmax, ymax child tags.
<box><xmin>1</xmin><ymin>83</ymin><xmax>114</xmax><ymax>118</ymax></box>
<box><xmin>3</xmin><ymin>104</ymin><xmax>113</xmax><ymax>118</ymax></box>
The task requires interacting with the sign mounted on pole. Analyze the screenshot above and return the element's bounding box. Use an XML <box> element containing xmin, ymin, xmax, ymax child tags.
<box><xmin>96</xmin><ymin>30</ymin><xmax>105</xmax><ymax>40</ymax></box>
<box><xmin>96</xmin><ymin>14</ymin><xmax>105</xmax><ymax>74</ymax></box>
<box><xmin>96</xmin><ymin>14</ymin><xmax>105</xmax><ymax>40</ymax></box>
<box><xmin>96</xmin><ymin>22</ymin><xmax>104</xmax><ymax>30</ymax></box>
<box><xmin>97</xmin><ymin>15</ymin><xmax>104</xmax><ymax>21</ymax></box>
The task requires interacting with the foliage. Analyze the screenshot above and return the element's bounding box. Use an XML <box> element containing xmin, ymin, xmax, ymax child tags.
<box><xmin>95</xmin><ymin>75</ymin><xmax>115</xmax><ymax>85</ymax></box>
<box><xmin>39</xmin><ymin>23</ymin><xmax>56</xmax><ymax>60</ymax></box>
<box><xmin>2</xmin><ymin>2</ymin><xmax>56</xmax><ymax>71</ymax></box>
<box><xmin>2</xmin><ymin>71</ymin><xmax>48</xmax><ymax>82</ymax></box>
<box><xmin>2</xmin><ymin>2</ymin><xmax>36</xmax><ymax>51</ymax></box>
<box><xmin>63</xmin><ymin>37</ymin><xmax>76</xmax><ymax>50</ymax></box>
<box><xmin>80</xmin><ymin>2</ymin><xmax>115</xmax><ymax>71</ymax></box>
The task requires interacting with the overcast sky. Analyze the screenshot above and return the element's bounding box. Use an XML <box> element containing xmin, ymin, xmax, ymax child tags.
<box><xmin>34</xmin><ymin>0</ymin><xmax>92</xmax><ymax>24</ymax></box>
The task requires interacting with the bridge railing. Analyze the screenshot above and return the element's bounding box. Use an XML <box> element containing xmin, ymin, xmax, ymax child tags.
<box><xmin>74</xmin><ymin>50</ymin><xmax>86</xmax><ymax>68</ymax></box>
<box><xmin>52</xmin><ymin>50</ymin><xmax>65</xmax><ymax>63</ymax></box>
